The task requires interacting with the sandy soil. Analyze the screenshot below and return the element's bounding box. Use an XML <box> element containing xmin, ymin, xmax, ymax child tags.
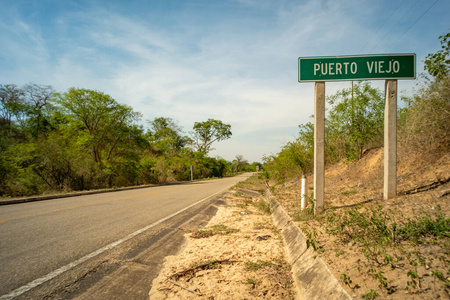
<box><xmin>149</xmin><ymin>189</ymin><xmax>296</xmax><ymax>299</ymax></box>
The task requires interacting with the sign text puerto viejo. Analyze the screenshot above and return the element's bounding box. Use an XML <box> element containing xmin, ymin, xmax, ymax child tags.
<box><xmin>298</xmin><ymin>54</ymin><xmax>416</xmax><ymax>82</ymax></box>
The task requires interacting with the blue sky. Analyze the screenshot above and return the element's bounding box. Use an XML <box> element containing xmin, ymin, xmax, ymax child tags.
<box><xmin>1</xmin><ymin>0</ymin><xmax>449</xmax><ymax>163</ymax></box>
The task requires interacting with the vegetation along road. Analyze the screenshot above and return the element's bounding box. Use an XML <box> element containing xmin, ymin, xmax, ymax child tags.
<box><xmin>0</xmin><ymin>173</ymin><xmax>252</xmax><ymax>299</ymax></box>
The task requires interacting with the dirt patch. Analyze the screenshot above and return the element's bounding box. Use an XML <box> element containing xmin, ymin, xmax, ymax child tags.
<box><xmin>149</xmin><ymin>190</ymin><xmax>296</xmax><ymax>299</ymax></box>
<box><xmin>274</xmin><ymin>148</ymin><xmax>450</xmax><ymax>299</ymax></box>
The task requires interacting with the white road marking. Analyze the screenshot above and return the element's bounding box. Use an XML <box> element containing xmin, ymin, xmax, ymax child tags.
<box><xmin>0</xmin><ymin>185</ymin><xmax>232</xmax><ymax>300</ymax></box>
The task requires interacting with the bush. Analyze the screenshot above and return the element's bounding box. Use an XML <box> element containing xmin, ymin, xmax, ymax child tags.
<box><xmin>399</xmin><ymin>75</ymin><xmax>450</xmax><ymax>156</ymax></box>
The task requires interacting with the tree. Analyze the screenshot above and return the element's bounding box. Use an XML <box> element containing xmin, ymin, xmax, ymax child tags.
<box><xmin>22</xmin><ymin>83</ymin><xmax>54</xmax><ymax>138</ymax></box>
<box><xmin>147</xmin><ymin>117</ymin><xmax>190</xmax><ymax>155</ymax></box>
<box><xmin>192</xmin><ymin>118</ymin><xmax>231</xmax><ymax>154</ymax></box>
<box><xmin>55</xmin><ymin>88</ymin><xmax>143</xmax><ymax>187</ymax></box>
<box><xmin>232</xmin><ymin>154</ymin><xmax>249</xmax><ymax>173</ymax></box>
<box><xmin>424</xmin><ymin>32</ymin><xmax>449</xmax><ymax>81</ymax></box>
<box><xmin>0</xmin><ymin>84</ymin><xmax>25</xmax><ymax>128</ymax></box>
<box><xmin>326</xmin><ymin>82</ymin><xmax>384</xmax><ymax>160</ymax></box>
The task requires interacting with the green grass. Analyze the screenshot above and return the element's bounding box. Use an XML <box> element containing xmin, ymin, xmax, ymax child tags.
<box><xmin>233</xmin><ymin>174</ymin><xmax>267</xmax><ymax>194</ymax></box>
<box><xmin>340</xmin><ymin>189</ymin><xmax>359</xmax><ymax>195</ymax></box>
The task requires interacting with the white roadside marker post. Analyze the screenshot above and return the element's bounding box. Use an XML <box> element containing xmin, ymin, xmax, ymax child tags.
<box><xmin>301</xmin><ymin>175</ymin><xmax>308</xmax><ymax>210</ymax></box>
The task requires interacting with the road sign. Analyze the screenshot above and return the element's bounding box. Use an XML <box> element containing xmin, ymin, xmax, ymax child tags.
<box><xmin>298</xmin><ymin>54</ymin><xmax>416</xmax><ymax>82</ymax></box>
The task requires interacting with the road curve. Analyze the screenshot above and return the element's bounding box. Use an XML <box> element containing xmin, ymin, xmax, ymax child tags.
<box><xmin>0</xmin><ymin>173</ymin><xmax>252</xmax><ymax>299</ymax></box>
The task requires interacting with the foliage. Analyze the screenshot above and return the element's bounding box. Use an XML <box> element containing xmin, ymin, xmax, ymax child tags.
<box><xmin>192</xmin><ymin>118</ymin><xmax>232</xmax><ymax>154</ymax></box>
<box><xmin>424</xmin><ymin>32</ymin><xmax>450</xmax><ymax>81</ymax></box>
<box><xmin>326</xmin><ymin>81</ymin><xmax>384</xmax><ymax>161</ymax></box>
<box><xmin>256</xmin><ymin>199</ymin><xmax>272</xmax><ymax>214</ymax></box>
<box><xmin>231</xmin><ymin>154</ymin><xmax>249</xmax><ymax>172</ymax></box>
<box><xmin>232</xmin><ymin>173</ymin><xmax>267</xmax><ymax>194</ymax></box>
<box><xmin>264</xmin><ymin>82</ymin><xmax>383</xmax><ymax>181</ymax></box>
<box><xmin>265</xmin><ymin>32</ymin><xmax>449</xmax><ymax>182</ymax></box>
<box><xmin>398</xmin><ymin>75</ymin><xmax>450</xmax><ymax>155</ymax></box>
<box><xmin>325</xmin><ymin>204</ymin><xmax>450</xmax><ymax>265</ymax></box>
<box><xmin>263</xmin><ymin>139</ymin><xmax>313</xmax><ymax>181</ymax></box>
<box><xmin>0</xmin><ymin>84</ymin><xmax>249</xmax><ymax>197</ymax></box>
<box><xmin>361</xmin><ymin>289</ymin><xmax>378</xmax><ymax>300</ymax></box>
<box><xmin>147</xmin><ymin>117</ymin><xmax>191</xmax><ymax>155</ymax></box>
<box><xmin>395</xmin><ymin>206</ymin><xmax>450</xmax><ymax>242</ymax></box>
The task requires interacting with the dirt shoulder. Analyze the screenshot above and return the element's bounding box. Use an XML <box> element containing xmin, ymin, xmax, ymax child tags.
<box><xmin>149</xmin><ymin>185</ymin><xmax>297</xmax><ymax>299</ymax></box>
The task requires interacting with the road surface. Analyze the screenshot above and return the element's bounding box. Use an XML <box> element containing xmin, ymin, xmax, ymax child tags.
<box><xmin>0</xmin><ymin>173</ymin><xmax>252</xmax><ymax>299</ymax></box>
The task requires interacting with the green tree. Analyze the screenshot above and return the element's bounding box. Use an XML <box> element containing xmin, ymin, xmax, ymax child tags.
<box><xmin>327</xmin><ymin>82</ymin><xmax>384</xmax><ymax>160</ymax></box>
<box><xmin>22</xmin><ymin>83</ymin><xmax>55</xmax><ymax>138</ymax></box>
<box><xmin>147</xmin><ymin>117</ymin><xmax>190</xmax><ymax>155</ymax></box>
<box><xmin>0</xmin><ymin>83</ymin><xmax>54</xmax><ymax>138</ymax></box>
<box><xmin>424</xmin><ymin>32</ymin><xmax>449</xmax><ymax>81</ymax></box>
<box><xmin>192</xmin><ymin>118</ymin><xmax>232</xmax><ymax>154</ymax></box>
<box><xmin>232</xmin><ymin>154</ymin><xmax>249</xmax><ymax>173</ymax></box>
<box><xmin>55</xmin><ymin>88</ymin><xmax>143</xmax><ymax>187</ymax></box>
<box><xmin>0</xmin><ymin>83</ymin><xmax>55</xmax><ymax>196</ymax></box>
<box><xmin>0</xmin><ymin>84</ymin><xmax>25</xmax><ymax>128</ymax></box>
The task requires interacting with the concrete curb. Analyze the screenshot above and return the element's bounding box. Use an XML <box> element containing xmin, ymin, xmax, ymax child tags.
<box><xmin>265</xmin><ymin>189</ymin><xmax>351</xmax><ymax>300</ymax></box>
<box><xmin>0</xmin><ymin>183</ymin><xmax>162</xmax><ymax>206</ymax></box>
<box><xmin>0</xmin><ymin>174</ymin><xmax>253</xmax><ymax>206</ymax></box>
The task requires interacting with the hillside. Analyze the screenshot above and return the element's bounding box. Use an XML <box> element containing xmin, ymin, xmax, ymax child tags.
<box><xmin>272</xmin><ymin>147</ymin><xmax>450</xmax><ymax>299</ymax></box>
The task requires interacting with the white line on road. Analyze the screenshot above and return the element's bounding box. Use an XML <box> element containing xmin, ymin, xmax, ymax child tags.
<box><xmin>0</xmin><ymin>185</ymin><xmax>232</xmax><ymax>300</ymax></box>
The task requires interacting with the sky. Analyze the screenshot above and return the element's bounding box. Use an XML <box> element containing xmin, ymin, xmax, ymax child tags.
<box><xmin>0</xmin><ymin>0</ymin><xmax>449</xmax><ymax>163</ymax></box>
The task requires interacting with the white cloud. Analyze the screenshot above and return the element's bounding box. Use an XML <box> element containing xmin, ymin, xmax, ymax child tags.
<box><xmin>1</xmin><ymin>0</ymin><xmax>449</xmax><ymax>162</ymax></box>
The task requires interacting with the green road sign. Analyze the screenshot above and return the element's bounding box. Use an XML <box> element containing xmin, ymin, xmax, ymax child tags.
<box><xmin>298</xmin><ymin>54</ymin><xmax>416</xmax><ymax>82</ymax></box>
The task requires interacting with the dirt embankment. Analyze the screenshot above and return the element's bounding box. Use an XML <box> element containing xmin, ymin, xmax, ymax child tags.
<box><xmin>274</xmin><ymin>148</ymin><xmax>450</xmax><ymax>299</ymax></box>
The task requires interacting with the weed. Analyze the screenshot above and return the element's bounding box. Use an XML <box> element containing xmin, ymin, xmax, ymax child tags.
<box><xmin>236</xmin><ymin>199</ymin><xmax>252</xmax><ymax>209</ymax></box>
<box><xmin>431</xmin><ymin>270</ymin><xmax>445</xmax><ymax>281</ymax></box>
<box><xmin>396</xmin><ymin>206</ymin><xmax>450</xmax><ymax>242</ymax></box>
<box><xmin>302</xmin><ymin>227</ymin><xmax>319</xmax><ymax>251</ymax></box>
<box><xmin>326</xmin><ymin>205</ymin><xmax>394</xmax><ymax>263</ymax></box>
<box><xmin>245</xmin><ymin>260</ymin><xmax>273</xmax><ymax>270</ymax></box>
<box><xmin>190</xmin><ymin>259</ymin><xmax>222</xmax><ymax>270</ymax></box>
<box><xmin>271</xmin><ymin>259</ymin><xmax>291</xmax><ymax>270</ymax></box>
<box><xmin>244</xmin><ymin>278</ymin><xmax>259</xmax><ymax>288</ymax></box>
<box><xmin>256</xmin><ymin>199</ymin><xmax>272</xmax><ymax>214</ymax></box>
<box><xmin>340</xmin><ymin>273</ymin><xmax>352</xmax><ymax>286</ymax></box>
<box><xmin>191</xmin><ymin>224</ymin><xmax>238</xmax><ymax>238</ymax></box>
<box><xmin>341</xmin><ymin>189</ymin><xmax>359</xmax><ymax>195</ymax></box>
<box><xmin>406</xmin><ymin>270</ymin><xmax>418</xmax><ymax>289</ymax></box>
<box><xmin>295</xmin><ymin>195</ymin><xmax>316</xmax><ymax>221</ymax></box>
<box><xmin>361</xmin><ymin>289</ymin><xmax>378</xmax><ymax>299</ymax></box>
<box><xmin>316</xmin><ymin>248</ymin><xmax>325</xmax><ymax>254</ymax></box>
<box><xmin>431</xmin><ymin>270</ymin><xmax>450</xmax><ymax>287</ymax></box>
<box><xmin>245</xmin><ymin>259</ymin><xmax>290</xmax><ymax>271</ymax></box>
<box><xmin>233</xmin><ymin>174</ymin><xmax>267</xmax><ymax>193</ymax></box>
<box><xmin>374</xmin><ymin>270</ymin><xmax>388</xmax><ymax>289</ymax></box>
<box><xmin>383</xmin><ymin>254</ymin><xmax>397</xmax><ymax>267</ymax></box>
<box><xmin>294</xmin><ymin>208</ymin><xmax>314</xmax><ymax>221</ymax></box>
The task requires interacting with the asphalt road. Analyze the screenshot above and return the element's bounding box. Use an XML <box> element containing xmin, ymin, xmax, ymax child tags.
<box><xmin>0</xmin><ymin>173</ymin><xmax>252</xmax><ymax>299</ymax></box>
